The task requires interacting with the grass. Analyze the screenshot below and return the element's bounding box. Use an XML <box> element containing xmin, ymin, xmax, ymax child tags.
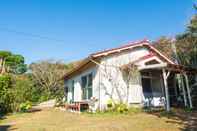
<box><xmin>0</xmin><ymin>108</ymin><xmax>192</xmax><ymax>131</ymax></box>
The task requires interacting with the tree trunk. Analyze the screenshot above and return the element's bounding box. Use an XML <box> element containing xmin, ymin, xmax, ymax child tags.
<box><xmin>1</xmin><ymin>59</ymin><xmax>6</xmax><ymax>74</ymax></box>
<box><xmin>0</xmin><ymin>58</ymin><xmax>2</xmax><ymax>67</ymax></box>
<box><xmin>0</xmin><ymin>58</ymin><xmax>2</xmax><ymax>74</ymax></box>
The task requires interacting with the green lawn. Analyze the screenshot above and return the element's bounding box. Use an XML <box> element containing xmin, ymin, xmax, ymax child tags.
<box><xmin>0</xmin><ymin>108</ymin><xmax>195</xmax><ymax>131</ymax></box>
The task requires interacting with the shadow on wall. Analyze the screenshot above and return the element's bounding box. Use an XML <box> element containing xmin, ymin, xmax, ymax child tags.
<box><xmin>100</xmin><ymin>82</ymin><xmax>127</xmax><ymax>103</ymax></box>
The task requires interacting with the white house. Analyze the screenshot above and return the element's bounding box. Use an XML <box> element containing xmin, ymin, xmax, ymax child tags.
<box><xmin>64</xmin><ymin>40</ymin><xmax>196</xmax><ymax>111</ymax></box>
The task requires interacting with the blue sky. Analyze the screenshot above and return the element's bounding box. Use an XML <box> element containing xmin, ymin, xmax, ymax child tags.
<box><xmin>0</xmin><ymin>0</ymin><xmax>195</xmax><ymax>64</ymax></box>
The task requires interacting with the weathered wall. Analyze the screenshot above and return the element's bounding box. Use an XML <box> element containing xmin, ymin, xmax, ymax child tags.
<box><xmin>65</xmin><ymin>46</ymin><xmax>166</xmax><ymax>110</ymax></box>
<box><xmin>95</xmin><ymin>47</ymin><xmax>150</xmax><ymax>109</ymax></box>
<box><xmin>66</xmin><ymin>67</ymin><xmax>97</xmax><ymax>103</ymax></box>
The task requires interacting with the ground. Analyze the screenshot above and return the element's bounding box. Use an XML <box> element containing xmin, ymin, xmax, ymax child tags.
<box><xmin>0</xmin><ymin>108</ymin><xmax>197</xmax><ymax>131</ymax></box>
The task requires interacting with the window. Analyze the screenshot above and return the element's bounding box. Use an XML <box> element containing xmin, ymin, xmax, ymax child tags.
<box><xmin>81</xmin><ymin>73</ymin><xmax>93</xmax><ymax>99</ymax></box>
<box><xmin>71</xmin><ymin>80</ymin><xmax>74</xmax><ymax>101</ymax></box>
<box><xmin>65</xmin><ymin>86</ymin><xmax>68</xmax><ymax>101</ymax></box>
<box><xmin>145</xmin><ymin>59</ymin><xmax>159</xmax><ymax>65</ymax></box>
<box><xmin>142</xmin><ymin>78</ymin><xmax>153</xmax><ymax>97</ymax></box>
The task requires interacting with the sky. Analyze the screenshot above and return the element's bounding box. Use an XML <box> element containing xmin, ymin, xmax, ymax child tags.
<box><xmin>0</xmin><ymin>0</ymin><xmax>195</xmax><ymax>64</ymax></box>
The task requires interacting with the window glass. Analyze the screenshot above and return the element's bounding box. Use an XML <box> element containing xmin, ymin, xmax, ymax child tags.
<box><xmin>81</xmin><ymin>73</ymin><xmax>93</xmax><ymax>99</ymax></box>
<box><xmin>142</xmin><ymin>78</ymin><xmax>151</xmax><ymax>92</ymax></box>
<box><xmin>88</xmin><ymin>88</ymin><xmax>92</xmax><ymax>99</ymax></box>
<box><xmin>88</xmin><ymin>73</ymin><xmax>93</xmax><ymax>87</ymax></box>
<box><xmin>71</xmin><ymin>80</ymin><xmax>74</xmax><ymax>101</ymax></box>
<box><xmin>81</xmin><ymin>76</ymin><xmax>87</xmax><ymax>88</ymax></box>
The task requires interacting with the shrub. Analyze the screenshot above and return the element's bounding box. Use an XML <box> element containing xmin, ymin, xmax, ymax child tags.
<box><xmin>0</xmin><ymin>75</ymin><xmax>13</xmax><ymax>113</ymax></box>
<box><xmin>107</xmin><ymin>99</ymin><xmax>113</xmax><ymax>109</ymax></box>
<box><xmin>184</xmin><ymin>107</ymin><xmax>193</xmax><ymax>113</ymax></box>
<box><xmin>54</xmin><ymin>86</ymin><xmax>65</xmax><ymax>106</ymax></box>
<box><xmin>106</xmin><ymin>99</ymin><xmax>129</xmax><ymax>114</ymax></box>
<box><xmin>114</xmin><ymin>103</ymin><xmax>128</xmax><ymax>113</ymax></box>
<box><xmin>19</xmin><ymin>101</ymin><xmax>32</xmax><ymax>112</ymax></box>
<box><xmin>11</xmin><ymin>75</ymin><xmax>41</xmax><ymax>111</ymax></box>
<box><xmin>128</xmin><ymin>107</ymin><xmax>142</xmax><ymax>114</ymax></box>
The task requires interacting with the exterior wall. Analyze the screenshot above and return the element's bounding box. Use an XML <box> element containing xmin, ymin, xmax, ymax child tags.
<box><xmin>95</xmin><ymin>47</ymin><xmax>151</xmax><ymax>109</ymax></box>
<box><xmin>65</xmin><ymin>46</ymin><xmax>166</xmax><ymax>110</ymax></box>
<box><xmin>65</xmin><ymin>66</ymin><xmax>97</xmax><ymax>103</ymax></box>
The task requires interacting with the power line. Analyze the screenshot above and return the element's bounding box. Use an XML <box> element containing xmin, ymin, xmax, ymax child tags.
<box><xmin>0</xmin><ymin>27</ymin><xmax>66</xmax><ymax>43</ymax></box>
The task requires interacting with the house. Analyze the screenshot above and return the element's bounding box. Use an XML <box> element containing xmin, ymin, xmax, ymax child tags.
<box><xmin>64</xmin><ymin>39</ymin><xmax>197</xmax><ymax>111</ymax></box>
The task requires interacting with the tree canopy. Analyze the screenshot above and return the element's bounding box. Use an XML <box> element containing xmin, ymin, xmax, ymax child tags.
<box><xmin>153</xmin><ymin>5</ymin><xmax>197</xmax><ymax>68</ymax></box>
<box><xmin>0</xmin><ymin>51</ymin><xmax>27</xmax><ymax>74</ymax></box>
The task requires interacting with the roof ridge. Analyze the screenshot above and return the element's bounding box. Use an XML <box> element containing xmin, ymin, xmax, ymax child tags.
<box><xmin>90</xmin><ymin>39</ymin><xmax>150</xmax><ymax>57</ymax></box>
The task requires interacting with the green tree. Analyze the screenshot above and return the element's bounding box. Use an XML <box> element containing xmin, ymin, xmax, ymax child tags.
<box><xmin>11</xmin><ymin>75</ymin><xmax>40</xmax><ymax>111</ymax></box>
<box><xmin>0</xmin><ymin>51</ymin><xmax>27</xmax><ymax>75</ymax></box>
<box><xmin>176</xmin><ymin>6</ymin><xmax>197</xmax><ymax>67</ymax></box>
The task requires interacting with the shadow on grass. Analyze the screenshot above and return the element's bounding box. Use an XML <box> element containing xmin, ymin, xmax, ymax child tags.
<box><xmin>0</xmin><ymin>114</ymin><xmax>11</xmax><ymax>131</ymax></box>
<box><xmin>0</xmin><ymin>108</ymin><xmax>42</xmax><ymax>131</ymax></box>
<box><xmin>0</xmin><ymin>125</ymin><xmax>10</xmax><ymax>131</ymax></box>
<box><xmin>144</xmin><ymin>108</ymin><xmax>197</xmax><ymax>131</ymax></box>
<box><xmin>0</xmin><ymin>114</ymin><xmax>5</xmax><ymax>120</ymax></box>
<box><xmin>0</xmin><ymin>125</ymin><xmax>14</xmax><ymax>131</ymax></box>
<box><xmin>27</xmin><ymin>108</ymin><xmax>42</xmax><ymax>113</ymax></box>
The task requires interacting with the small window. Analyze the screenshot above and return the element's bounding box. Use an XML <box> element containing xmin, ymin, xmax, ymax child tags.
<box><xmin>145</xmin><ymin>59</ymin><xmax>160</xmax><ymax>65</ymax></box>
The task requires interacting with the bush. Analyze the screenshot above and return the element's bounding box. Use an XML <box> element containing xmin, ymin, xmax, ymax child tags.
<box><xmin>128</xmin><ymin>107</ymin><xmax>142</xmax><ymax>114</ymax></box>
<box><xmin>107</xmin><ymin>99</ymin><xmax>113</xmax><ymax>110</ymax></box>
<box><xmin>11</xmin><ymin>75</ymin><xmax>41</xmax><ymax>111</ymax></box>
<box><xmin>0</xmin><ymin>75</ymin><xmax>13</xmax><ymax>113</ymax></box>
<box><xmin>106</xmin><ymin>99</ymin><xmax>129</xmax><ymax>114</ymax></box>
<box><xmin>0</xmin><ymin>74</ymin><xmax>43</xmax><ymax>114</ymax></box>
<box><xmin>114</xmin><ymin>103</ymin><xmax>128</xmax><ymax>113</ymax></box>
<box><xmin>54</xmin><ymin>88</ymin><xmax>65</xmax><ymax>106</ymax></box>
<box><xmin>184</xmin><ymin>107</ymin><xmax>193</xmax><ymax>113</ymax></box>
<box><xmin>19</xmin><ymin>101</ymin><xmax>32</xmax><ymax>112</ymax></box>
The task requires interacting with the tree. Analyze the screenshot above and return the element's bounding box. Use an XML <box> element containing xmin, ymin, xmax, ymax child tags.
<box><xmin>0</xmin><ymin>51</ymin><xmax>12</xmax><ymax>74</ymax></box>
<box><xmin>153</xmin><ymin>36</ymin><xmax>175</xmax><ymax>61</ymax></box>
<box><xmin>176</xmin><ymin>36</ymin><xmax>197</xmax><ymax>67</ymax></box>
<box><xmin>175</xmin><ymin>6</ymin><xmax>197</xmax><ymax>67</ymax></box>
<box><xmin>0</xmin><ymin>51</ymin><xmax>27</xmax><ymax>75</ymax></box>
<box><xmin>11</xmin><ymin>75</ymin><xmax>40</xmax><ymax>111</ymax></box>
<box><xmin>29</xmin><ymin>60</ymin><xmax>72</xmax><ymax>101</ymax></box>
<box><xmin>153</xmin><ymin>6</ymin><xmax>197</xmax><ymax>68</ymax></box>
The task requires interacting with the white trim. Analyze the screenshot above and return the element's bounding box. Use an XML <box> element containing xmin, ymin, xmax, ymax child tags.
<box><xmin>143</xmin><ymin>43</ymin><xmax>175</xmax><ymax>64</ymax></box>
<box><xmin>92</xmin><ymin>43</ymin><xmax>145</xmax><ymax>58</ymax></box>
<box><xmin>138</xmin><ymin>63</ymin><xmax>167</xmax><ymax>70</ymax></box>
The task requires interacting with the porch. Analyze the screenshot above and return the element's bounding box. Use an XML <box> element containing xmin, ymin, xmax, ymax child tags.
<box><xmin>139</xmin><ymin>63</ymin><xmax>197</xmax><ymax>111</ymax></box>
<box><xmin>122</xmin><ymin>61</ymin><xmax>197</xmax><ymax>111</ymax></box>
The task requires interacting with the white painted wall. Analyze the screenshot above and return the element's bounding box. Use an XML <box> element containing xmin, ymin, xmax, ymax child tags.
<box><xmin>66</xmin><ymin>67</ymin><xmax>97</xmax><ymax>103</ymax></box>
<box><xmin>95</xmin><ymin>47</ymin><xmax>151</xmax><ymax>109</ymax></box>
<box><xmin>66</xmin><ymin>46</ymin><xmax>166</xmax><ymax>110</ymax></box>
